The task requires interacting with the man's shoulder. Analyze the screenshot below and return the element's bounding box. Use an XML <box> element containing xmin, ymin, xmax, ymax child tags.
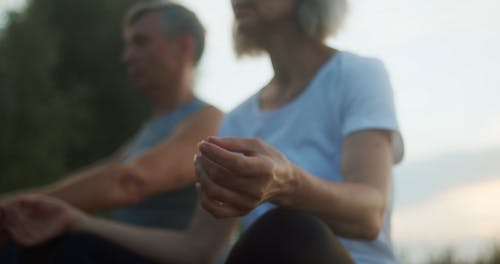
<box><xmin>183</xmin><ymin>104</ymin><xmax>223</xmax><ymax>127</ymax></box>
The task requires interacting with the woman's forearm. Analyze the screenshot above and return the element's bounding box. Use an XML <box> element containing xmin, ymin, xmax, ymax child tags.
<box><xmin>280</xmin><ymin>166</ymin><xmax>386</xmax><ymax>240</ymax></box>
<box><xmin>276</xmin><ymin>131</ymin><xmax>393</xmax><ymax>240</ymax></box>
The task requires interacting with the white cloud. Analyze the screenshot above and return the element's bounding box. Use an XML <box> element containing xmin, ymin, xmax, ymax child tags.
<box><xmin>394</xmin><ymin>178</ymin><xmax>500</xmax><ymax>261</ymax></box>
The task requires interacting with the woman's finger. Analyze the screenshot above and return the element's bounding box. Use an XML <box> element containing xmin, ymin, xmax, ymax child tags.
<box><xmin>198</xmin><ymin>190</ymin><xmax>247</xmax><ymax>219</ymax></box>
<box><xmin>199</xmin><ymin>141</ymin><xmax>263</xmax><ymax>177</ymax></box>
<box><xmin>199</xmin><ymin>141</ymin><xmax>247</xmax><ymax>172</ymax></box>
<box><xmin>198</xmin><ymin>168</ymin><xmax>258</xmax><ymax>213</ymax></box>
<box><xmin>206</xmin><ymin>137</ymin><xmax>266</xmax><ymax>155</ymax></box>
<box><xmin>196</xmin><ymin>154</ymin><xmax>255</xmax><ymax>196</ymax></box>
<box><xmin>194</xmin><ymin>154</ymin><xmax>209</xmax><ymax>182</ymax></box>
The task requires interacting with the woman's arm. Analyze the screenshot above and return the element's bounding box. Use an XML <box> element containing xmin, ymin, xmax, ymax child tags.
<box><xmin>286</xmin><ymin>130</ymin><xmax>393</xmax><ymax>239</ymax></box>
<box><xmin>195</xmin><ymin>130</ymin><xmax>393</xmax><ymax>240</ymax></box>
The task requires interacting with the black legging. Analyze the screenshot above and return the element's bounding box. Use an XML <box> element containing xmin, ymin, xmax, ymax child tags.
<box><xmin>226</xmin><ymin>208</ymin><xmax>354</xmax><ymax>264</ymax></box>
<box><xmin>19</xmin><ymin>233</ymin><xmax>158</xmax><ymax>264</ymax></box>
<box><xmin>20</xmin><ymin>208</ymin><xmax>354</xmax><ymax>264</ymax></box>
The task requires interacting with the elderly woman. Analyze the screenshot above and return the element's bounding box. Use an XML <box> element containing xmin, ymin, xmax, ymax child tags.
<box><xmin>194</xmin><ymin>0</ymin><xmax>404</xmax><ymax>263</ymax></box>
<box><xmin>0</xmin><ymin>0</ymin><xmax>403</xmax><ymax>263</ymax></box>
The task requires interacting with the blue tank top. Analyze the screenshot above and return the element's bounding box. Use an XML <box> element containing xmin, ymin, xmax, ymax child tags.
<box><xmin>110</xmin><ymin>98</ymin><xmax>206</xmax><ymax>230</ymax></box>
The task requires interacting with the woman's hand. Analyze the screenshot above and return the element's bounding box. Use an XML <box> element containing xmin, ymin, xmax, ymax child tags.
<box><xmin>194</xmin><ymin>137</ymin><xmax>298</xmax><ymax>218</ymax></box>
<box><xmin>0</xmin><ymin>195</ymin><xmax>85</xmax><ymax>247</ymax></box>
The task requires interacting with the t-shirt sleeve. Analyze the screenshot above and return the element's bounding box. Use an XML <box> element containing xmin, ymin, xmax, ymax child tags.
<box><xmin>341</xmin><ymin>58</ymin><xmax>404</xmax><ymax>163</ymax></box>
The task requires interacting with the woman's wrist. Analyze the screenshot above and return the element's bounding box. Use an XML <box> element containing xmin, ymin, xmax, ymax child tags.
<box><xmin>272</xmin><ymin>163</ymin><xmax>304</xmax><ymax>208</ymax></box>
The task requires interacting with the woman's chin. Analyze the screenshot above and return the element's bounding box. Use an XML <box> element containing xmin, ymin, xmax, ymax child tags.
<box><xmin>235</xmin><ymin>19</ymin><xmax>261</xmax><ymax>34</ymax></box>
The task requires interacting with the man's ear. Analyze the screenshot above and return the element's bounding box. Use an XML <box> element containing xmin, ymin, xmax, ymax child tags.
<box><xmin>175</xmin><ymin>33</ymin><xmax>196</xmax><ymax>66</ymax></box>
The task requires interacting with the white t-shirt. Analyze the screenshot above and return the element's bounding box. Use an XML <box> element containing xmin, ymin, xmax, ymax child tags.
<box><xmin>218</xmin><ymin>51</ymin><xmax>404</xmax><ymax>263</ymax></box>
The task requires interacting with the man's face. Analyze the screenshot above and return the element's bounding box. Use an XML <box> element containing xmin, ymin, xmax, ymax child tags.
<box><xmin>122</xmin><ymin>11</ymin><xmax>180</xmax><ymax>94</ymax></box>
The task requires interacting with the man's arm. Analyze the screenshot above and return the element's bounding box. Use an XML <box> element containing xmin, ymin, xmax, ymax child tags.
<box><xmin>0</xmin><ymin>153</ymin><xmax>125</xmax><ymax>213</ymax></box>
<box><xmin>125</xmin><ymin>106</ymin><xmax>223</xmax><ymax>198</ymax></box>
<box><xmin>1</xmin><ymin>196</ymin><xmax>237</xmax><ymax>264</ymax></box>
<box><xmin>2</xmin><ymin>106</ymin><xmax>223</xmax><ymax>213</ymax></box>
<box><xmin>72</xmin><ymin>206</ymin><xmax>237</xmax><ymax>264</ymax></box>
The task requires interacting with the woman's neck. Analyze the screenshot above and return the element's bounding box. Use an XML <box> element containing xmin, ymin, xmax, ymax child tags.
<box><xmin>259</xmin><ymin>27</ymin><xmax>335</xmax><ymax>109</ymax></box>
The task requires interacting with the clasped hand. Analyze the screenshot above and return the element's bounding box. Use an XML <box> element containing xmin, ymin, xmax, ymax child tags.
<box><xmin>194</xmin><ymin>137</ymin><xmax>297</xmax><ymax>218</ymax></box>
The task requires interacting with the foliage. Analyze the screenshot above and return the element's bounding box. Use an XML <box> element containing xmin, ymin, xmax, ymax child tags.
<box><xmin>0</xmin><ymin>0</ymin><xmax>148</xmax><ymax>194</ymax></box>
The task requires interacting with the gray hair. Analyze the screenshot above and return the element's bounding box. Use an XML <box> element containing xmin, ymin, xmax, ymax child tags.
<box><xmin>234</xmin><ymin>0</ymin><xmax>348</xmax><ymax>57</ymax></box>
<box><xmin>298</xmin><ymin>0</ymin><xmax>348</xmax><ymax>40</ymax></box>
<box><xmin>125</xmin><ymin>0</ymin><xmax>206</xmax><ymax>65</ymax></box>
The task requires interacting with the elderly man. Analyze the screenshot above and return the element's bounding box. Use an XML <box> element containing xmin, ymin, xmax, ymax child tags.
<box><xmin>0</xmin><ymin>1</ymin><xmax>221</xmax><ymax>263</ymax></box>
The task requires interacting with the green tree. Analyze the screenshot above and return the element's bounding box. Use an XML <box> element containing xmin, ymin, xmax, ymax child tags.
<box><xmin>0</xmin><ymin>0</ymin><xmax>147</xmax><ymax>194</ymax></box>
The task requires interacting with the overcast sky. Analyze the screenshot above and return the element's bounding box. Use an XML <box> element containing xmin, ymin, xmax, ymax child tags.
<box><xmin>2</xmin><ymin>0</ymin><xmax>500</xmax><ymax>262</ymax></box>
